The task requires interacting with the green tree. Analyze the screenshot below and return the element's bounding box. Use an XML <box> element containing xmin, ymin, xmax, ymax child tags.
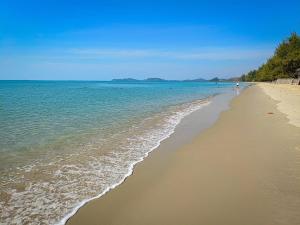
<box><xmin>242</xmin><ymin>33</ymin><xmax>300</xmax><ymax>81</ymax></box>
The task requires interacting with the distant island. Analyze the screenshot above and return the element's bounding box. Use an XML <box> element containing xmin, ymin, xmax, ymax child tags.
<box><xmin>111</xmin><ymin>77</ymin><xmax>239</xmax><ymax>82</ymax></box>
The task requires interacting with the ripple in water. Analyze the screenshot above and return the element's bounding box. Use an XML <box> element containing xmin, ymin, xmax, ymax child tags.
<box><xmin>0</xmin><ymin>98</ymin><xmax>210</xmax><ymax>225</ymax></box>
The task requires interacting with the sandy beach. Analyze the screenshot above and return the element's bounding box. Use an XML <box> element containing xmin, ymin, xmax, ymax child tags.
<box><xmin>258</xmin><ymin>83</ymin><xmax>300</xmax><ymax>128</ymax></box>
<box><xmin>67</xmin><ymin>84</ymin><xmax>300</xmax><ymax>225</ymax></box>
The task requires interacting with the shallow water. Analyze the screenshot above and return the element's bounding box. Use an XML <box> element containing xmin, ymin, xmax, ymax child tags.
<box><xmin>0</xmin><ymin>80</ymin><xmax>241</xmax><ymax>224</ymax></box>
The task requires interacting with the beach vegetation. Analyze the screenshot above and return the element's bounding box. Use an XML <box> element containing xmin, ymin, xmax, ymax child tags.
<box><xmin>241</xmin><ymin>33</ymin><xmax>300</xmax><ymax>81</ymax></box>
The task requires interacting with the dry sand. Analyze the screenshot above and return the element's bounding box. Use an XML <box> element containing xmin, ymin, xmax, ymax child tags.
<box><xmin>68</xmin><ymin>85</ymin><xmax>300</xmax><ymax>225</ymax></box>
<box><xmin>258</xmin><ymin>83</ymin><xmax>300</xmax><ymax>127</ymax></box>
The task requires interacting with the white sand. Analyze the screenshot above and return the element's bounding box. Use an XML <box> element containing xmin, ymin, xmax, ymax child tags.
<box><xmin>258</xmin><ymin>83</ymin><xmax>300</xmax><ymax>127</ymax></box>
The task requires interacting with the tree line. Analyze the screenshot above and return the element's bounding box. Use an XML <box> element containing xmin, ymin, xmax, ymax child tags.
<box><xmin>240</xmin><ymin>33</ymin><xmax>300</xmax><ymax>82</ymax></box>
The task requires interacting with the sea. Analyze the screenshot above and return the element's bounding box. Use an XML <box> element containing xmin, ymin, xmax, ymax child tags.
<box><xmin>0</xmin><ymin>80</ymin><xmax>244</xmax><ymax>224</ymax></box>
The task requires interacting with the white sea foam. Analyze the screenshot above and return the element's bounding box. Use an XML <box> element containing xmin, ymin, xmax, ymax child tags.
<box><xmin>0</xmin><ymin>98</ymin><xmax>211</xmax><ymax>225</ymax></box>
<box><xmin>58</xmin><ymin>98</ymin><xmax>211</xmax><ymax>225</ymax></box>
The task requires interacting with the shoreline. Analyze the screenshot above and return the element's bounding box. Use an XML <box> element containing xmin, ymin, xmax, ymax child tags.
<box><xmin>0</xmin><ymin>82</ymin><xmax>243</xmax><ymax>225</ymax></box>
<box><xmin>60</xmin><ymin>90</ymin><xmax>238</xmax><ymax>225</ymax></box>
<box><xmin>64</xmin><ymin>88</ymin><xmax>241</xmax><ymax>224</ymax></box>
<box><xmin>67</xmin><ymin>84</ymin><xmax>300</xmax><ymax>225</ymax></box>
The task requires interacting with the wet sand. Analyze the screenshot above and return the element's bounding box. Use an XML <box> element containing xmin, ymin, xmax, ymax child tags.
<box><xmin>68</xmin><ymin>85</ymin><xmax>300</xmax><ymax>225</ymax></box>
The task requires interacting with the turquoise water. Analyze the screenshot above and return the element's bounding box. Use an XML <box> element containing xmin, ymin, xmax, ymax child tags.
<box><xmin>0</xmin><ymin>80</ymin><xmax>241</xmax><ymax>224</ymax></box>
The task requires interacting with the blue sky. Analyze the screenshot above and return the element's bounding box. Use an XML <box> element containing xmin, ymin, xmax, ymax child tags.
<box><xmin>0</xmin><ymin>0</ymin><xmax>299</xmax><ymax>80</ymax></box>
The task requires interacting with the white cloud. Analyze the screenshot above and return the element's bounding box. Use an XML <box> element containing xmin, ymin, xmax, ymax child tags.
<box><xmin>68</xmin><ymin>47</ymin><xmax>273</xmax><ymax>61</ymax></box>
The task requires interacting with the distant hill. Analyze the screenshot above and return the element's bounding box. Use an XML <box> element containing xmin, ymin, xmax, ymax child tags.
<box><xmin>209</xmin><ymin>77</ymin><xmax>219</xmax><ymax>82</ymax></box>
<box><xmin>184</xmin><ymin>77</ymin><xmax>237</xmax><ymax>82</ymax></box>
<box><xmin>144</xmin><ymin>78</ymin><xmax>167</xmax><ymax>82</ymax></box>
<box><xmin>111</xmin><ymin>77</ymin><xmax>237</xmax><ymax>82</ymax></box>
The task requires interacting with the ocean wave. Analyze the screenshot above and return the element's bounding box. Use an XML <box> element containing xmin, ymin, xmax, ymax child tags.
<box><xmin>0</xmin><ymin>97</ymin><xmax>211</xmax><ymax>225</ymax></box>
